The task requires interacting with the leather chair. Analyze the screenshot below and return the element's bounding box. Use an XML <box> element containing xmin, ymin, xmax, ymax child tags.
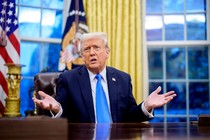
<box><xmin>34</xmin><ymin>72</ymin><xmax>60</xmax><ymax>115</ymax></box>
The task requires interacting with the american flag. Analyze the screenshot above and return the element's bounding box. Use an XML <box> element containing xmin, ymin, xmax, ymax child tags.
<box><xmin>0</xmin><ymin>0</ymin><xmax>20</xmax><ymax>116</ymax></box>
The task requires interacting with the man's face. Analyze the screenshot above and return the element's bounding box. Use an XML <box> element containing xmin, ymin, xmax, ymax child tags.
<box><xmin>81</xmin><ymin>38</ymin><xmax>109</xmax><ymax>74</ymax></box>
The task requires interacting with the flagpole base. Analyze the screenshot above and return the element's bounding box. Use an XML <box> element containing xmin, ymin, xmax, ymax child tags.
<box><xmin>4</xmin><ymin>98</ymin><xmax>21</xmax><ymax>117</ymax></box>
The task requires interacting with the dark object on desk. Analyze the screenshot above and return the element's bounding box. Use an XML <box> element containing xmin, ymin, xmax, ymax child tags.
<box><xmin>198</xmin><ymin>114</ymin><xmax>210</xmax><ymax>126</ymax></box>
<box><xmin>34</xmin><ymin>72</ymin><xmax>60</xmax><ymax>115</ymax></box>
<box><xmin>0</xmin><ymin>116</ymin><xmax>68</xmax><ymax>140</ymax></box>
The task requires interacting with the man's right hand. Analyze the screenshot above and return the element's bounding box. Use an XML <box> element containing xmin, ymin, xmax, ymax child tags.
<box><xmin>32</xmin><ymin>91</ymin><xmax>60</xmax><ymax>114</ymax></box>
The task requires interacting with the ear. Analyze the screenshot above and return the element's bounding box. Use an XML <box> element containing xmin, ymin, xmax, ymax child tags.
<box><xmin>105</xmin><ymin>48</ymin><xmax>110</xmax><ymax>58</ymax></box>
<box><xmin>81</xmin><ymin>53</ymin><xmax>85</xmax><ymax>62</ymax></box>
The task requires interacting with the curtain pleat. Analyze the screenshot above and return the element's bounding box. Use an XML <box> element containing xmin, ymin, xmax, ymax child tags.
<box><xmin>83</xmin><ymin>0</ymin><xmax>143</xmax><ymax>103</ymax></box>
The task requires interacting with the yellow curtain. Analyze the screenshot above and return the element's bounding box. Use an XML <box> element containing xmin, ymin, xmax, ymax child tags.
<box><xmin>83</xmin><ymin>0</ymin><xmax>143</xmax><ymax>103</ymax></box>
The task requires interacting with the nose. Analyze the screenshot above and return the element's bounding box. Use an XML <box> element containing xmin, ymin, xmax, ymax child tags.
<box><xmin>89</xmin><ymin>47</ymin><xmax>96</xmax><ymax>55</ymax></box>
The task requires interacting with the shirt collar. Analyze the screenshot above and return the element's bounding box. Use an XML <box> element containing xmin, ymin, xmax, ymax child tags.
<box><xmin>87</xmin><ymin>67</ymin><xmax>107</xmax><ymax>82</ymax></box>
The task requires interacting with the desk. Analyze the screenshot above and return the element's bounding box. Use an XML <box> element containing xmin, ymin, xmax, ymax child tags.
<box><xmin>0</xmin><ymin>117</ymin><xmax>210</xmax><ymax>140</ymax></box>
<box><xmin>0</xmin><ymin>116</ymin><xmax>68</xmax><ymax>140</ymax></box>
<box><xmin>68</xmin><ymin>122</ymin><xmax>210</xmax><ymax>140</ymax></box>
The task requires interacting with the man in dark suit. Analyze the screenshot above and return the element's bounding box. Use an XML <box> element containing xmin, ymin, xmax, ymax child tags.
<box><xmin>33</xmin><ymin>32</ymin><xmax>176</xmax><ymax>123</ymax></box>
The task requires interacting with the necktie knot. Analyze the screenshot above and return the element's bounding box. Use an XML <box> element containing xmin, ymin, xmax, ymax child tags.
<box><xmin>95</xmin><ymin>74</ymin><xmax>102</xmax><ymax>81</ymax></box>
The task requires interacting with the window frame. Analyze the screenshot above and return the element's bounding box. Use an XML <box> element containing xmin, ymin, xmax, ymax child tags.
<box><xmin>15</xmin><ymin>0</ymin><xmax>66</xmax><ymax>116</ymax></box>
<box><xmin>142</xmin><ymin>0</ymin><xmax>210</xmax><ymax>122</ymax></box>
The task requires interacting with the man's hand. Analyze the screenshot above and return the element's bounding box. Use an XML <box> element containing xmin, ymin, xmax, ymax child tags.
<box><xmin>32</xmin><ymin>91</ymin><xmax>60</xmax><ymax>114</ymax></box>
<box><xmin>144</xmin><ymin>86</ymin><xmax>176</xmax><ymax>111</ymax></box>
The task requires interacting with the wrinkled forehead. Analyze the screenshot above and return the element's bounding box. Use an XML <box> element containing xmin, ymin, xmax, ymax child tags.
<box><xmin>82</xmin><ymin>38</ymin><xmax>105</xmax><ymax>48</ymax></box>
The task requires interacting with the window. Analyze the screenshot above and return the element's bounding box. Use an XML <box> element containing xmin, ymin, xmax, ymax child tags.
<box><xmin>145</xmin><ymin>0</ymin><xmax>210</xmax><ymax>122</ymax></box>
<box><xmin>16</xmin><ymin>0</ymin><xmax>64</xmax><ymax>116</ymax></box>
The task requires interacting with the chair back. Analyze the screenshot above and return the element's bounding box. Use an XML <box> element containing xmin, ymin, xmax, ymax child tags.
<box><xmin>34</xmin><ymin>72</ymin><xmax>60</xmax><ymax>115</ymax></box>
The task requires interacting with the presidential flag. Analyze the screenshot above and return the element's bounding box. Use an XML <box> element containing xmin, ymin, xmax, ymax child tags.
<box><xmin>0</xmin><ymin>0</ymin><xmax>20</xmax><ymax>116</ymax></box>
<box><xmin>59</xmin><ymin>0</ymin><xmax>88</xmax><ymax>71</ymax></box>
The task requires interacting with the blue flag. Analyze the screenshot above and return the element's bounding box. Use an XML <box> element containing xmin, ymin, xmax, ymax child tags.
<box><xmin>59</xmin><ymin>0</ymin><xmax>88</xmax><ymax>70</ymax></box>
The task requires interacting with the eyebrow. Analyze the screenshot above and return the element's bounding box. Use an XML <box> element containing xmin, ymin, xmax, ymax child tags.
<box><xmin>83</xmin><ymin>44</ymin><xmax>100</xmax><ymax>47</ymax></box>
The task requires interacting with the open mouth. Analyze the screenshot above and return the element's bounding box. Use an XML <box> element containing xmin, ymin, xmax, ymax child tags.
<box><xmin>90</xmin><ymin>58</ymin><xmax>97</xmax><ymax>63</ymax></box>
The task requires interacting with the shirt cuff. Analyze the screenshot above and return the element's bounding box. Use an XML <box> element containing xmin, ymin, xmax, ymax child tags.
<box><xmin>50</xmin><ymin>103</ymin><xmax>63</xmax><ymax>118</ymax></box>
<box><xmin>141</xmin><ymin>102</ymin><xmax>154</xmax><ymax>118</ymax></box>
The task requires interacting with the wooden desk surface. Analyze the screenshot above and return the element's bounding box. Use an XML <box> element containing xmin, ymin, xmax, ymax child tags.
<box><xmin>0</xmin><ymin>117</ymin><xmax>210</xmax><ymax>140</ymax></box>
<box><xmin>68</xmin><ymin>122</ymin><xmax>210</xmax><ymax>140</ymax></box>
<box><xmin>0</xmin><ymin>116</ymin><xmax>68</xmax><ymax>140</ymax></box>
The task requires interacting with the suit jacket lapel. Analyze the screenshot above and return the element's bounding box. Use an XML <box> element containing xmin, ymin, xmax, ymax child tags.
<box><xmin>106</xmin><ymin>67</ymin><xmax>118</xmax><ymax>122</ymax></box>
<box><xmin>77</xmin><ymin>66</ymin><xmax>95</xmax><ymax>122</ymax></box>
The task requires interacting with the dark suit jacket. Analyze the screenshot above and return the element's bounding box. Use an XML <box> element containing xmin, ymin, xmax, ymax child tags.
<box><xmin>55</xmin><ymin>65</ymin><xmax>151</xmax><ymax>123</ymax></box>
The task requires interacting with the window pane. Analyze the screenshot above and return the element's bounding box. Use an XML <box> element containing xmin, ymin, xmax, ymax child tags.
<box><xmin>190</xmin><ymin>117</ymin><xmax>198</xmax><ymax>122</ymax></box>
<box><xmin>164</xmin><ymin>0</ymin><xmax>184</xmax><ymax>13</ymax></box>
<box><xmin>189</xmin><ymin>82</ymin><xmax>209</xmax><ymax>115</ymax></box>
<box><xmin>19</xmin><ymin>7</ymin><xmax>41</xmax><ymax>37</ymax></box>
<box><xmin>20</xmin><ymin>42</ymin><xmax>40</xmax><ymax>76</ymax></box>
<box><xmin>150</xmin><ymin>117</ymin><xmax>164</xmax><ymax>122</ymax></box>
<box><xmin>186</xmin><ymin>14</ymin><xmax>207</xmax><ymax>40</ymax></box>
<box><xmin>149</xmin><ymin>82</ymin><xmax>164</xmax><ymax>94</ymax></box>
<box><xmin>20</xmin><ymin>78</ymin><xmax>35</xmax><ymax>116</ymax></box>
<box><xmin>148</xmin><ymin>48</ymin><xmax>163</xmax><ymax>79</ymax></box>
<box><xmin>41</xmin><ymin>43</ymin><xmax>61</xmax><ymax>72</ymax></box>
<box><xmin>20</xmin><ymin>42</ymin><xmax>61</xmax><ymax>75</ymax></box>
<box><xmin>164</xmin><ymin>15</ymin><xmax>184</xmax><ymax>40</ymax></box>
<box><xmin>188</xmin><ymin>47</ymin><xmax>208</xmax><ymax>79</ymax></box>
<box><xmin>149</xmin><ymin>82</ymin><xmax>164</xmax><ymax>115</ymax></box>
<box><xmin>20</xmin><ymin>0</ymin><xmax>41</xmax><ymax>7</ymax></box>
<box><xmin>146</xmin><ymin>15</ymin><xmax>163</xmax><ymax>41</ymax></box>
<box><xmin>42</xmin><ymin>0</ymin><xmax>63</xmax><ymax>9</ymax></box>
<box><xmin>146</xmin><ymin>0</ymin><xmax>208</xmax><ymax>123</ymax></box>
<box><xmin>167</xmin><ymin>82</ymin><xmax>186</xmax><ymax>115</ymax></box>
<box><xmin>167</xmin><ymin>117</ymin><xmax>186</xmax><ymax>122</ymax></box>
<box><xmin>146</xmin><ymin>0</ymin><xmax>162</xmax><ymax>13</ymax></box>
<box><xmin>42</xmin><ymin>10</ymin><xmax>63</xmax><ymax>38</ymax></box>
<box><xmin>166</xmin><ymin>48</ymin><xmax>185</xmax><ymax>79</ymax></box>
<box><xmin>186</xmin><ymin>0</ymin><xmax>206</xmax><ymax>12</ymax></box>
